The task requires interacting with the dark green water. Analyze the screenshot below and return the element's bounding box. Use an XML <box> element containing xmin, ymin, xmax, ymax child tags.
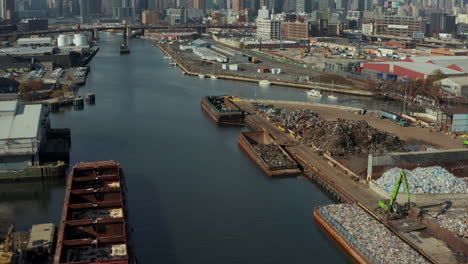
<box><xmin>1</xmin><ymin>34</ymin><xmax>407</xmax><ymax>263</ymax></box>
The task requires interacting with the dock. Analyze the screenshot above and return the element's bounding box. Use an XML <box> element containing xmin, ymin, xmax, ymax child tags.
<box><xmin>214</xmin><ymin>97</ymin><xmax>467</xmax><ymax>263</ymax></box>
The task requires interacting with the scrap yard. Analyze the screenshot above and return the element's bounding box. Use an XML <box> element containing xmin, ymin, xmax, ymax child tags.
<box><xmin>203</xmin><ymin>96</ymin><xmax>468</xmax><ymax>264</ymax></box>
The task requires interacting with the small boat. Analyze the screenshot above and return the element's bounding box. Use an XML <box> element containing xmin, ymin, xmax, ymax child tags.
<box><xmin>163</xmin><ymin>56</ymin><xmax>171</xmax><ymax>59</ymax></box>
<box><xmin>169</xmin><ymin>61</ymin><xmax>177</xmax><ymax>66</ymax></box>
<box><xmin>328</xmin><ymin>81</ymin><xmax>338</xmax><ymax>100</ymax></box>
<box><xmin>259</xmin><ymin>80</ymin><xmax>271</xmax><ymax>87</ymax></box>
<box><xmin>306</xmin><ymin>89</ymin><xmax>322</xmax><ymax>97</ymax></box>
<box><xmin>210</xmin><ymin>75</ymin><xmax>218</xmax><ymax>79</ymax></box>
<box><xmin>120</xmin><ymin>43</ymin><xmax>130</xmax><ymax>54</ymax></box>
<box><xmin>198</xmin><ymin>74</ymin><xmax>205</xmax><ymax>78</ymax></box>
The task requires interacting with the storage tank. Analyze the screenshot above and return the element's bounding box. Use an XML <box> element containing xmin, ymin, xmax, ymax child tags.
<box><xmin>57</xmin><ymin>34</ymin><xmax>71</xmax><ymax>47</ymax></box>
<box><xmin>73</xmin><ymin>34</ymin><xmax>88</xmax><ymax>46</ymax></box>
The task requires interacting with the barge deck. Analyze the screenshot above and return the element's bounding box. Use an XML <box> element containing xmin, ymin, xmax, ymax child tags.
<box><xmin>201</xmin><ymin>96</ymin><xmax>244</xmax><ymax>125</ymax></box>
<box><xmin>238</xmin><ymin>131</ymin><xmax>301</xmax><ymax>177</ymax></box>
<box><xmin>54</xmin><ymin>160</ymin><xmax>135</xmax><ymax>264</ymax></box>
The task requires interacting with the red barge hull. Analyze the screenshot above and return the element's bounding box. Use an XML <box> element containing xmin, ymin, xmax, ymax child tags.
<box><xmin>54</xmin><ymin>161</ymin><xmax>135</xmax><ymax>264</ymax></box>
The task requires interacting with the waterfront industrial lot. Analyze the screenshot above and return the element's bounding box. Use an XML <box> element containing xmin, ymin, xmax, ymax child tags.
<box><xmin>0</xmin><ymin>32</ymin><xmax>467</xmax><ymax>263</ymax></box>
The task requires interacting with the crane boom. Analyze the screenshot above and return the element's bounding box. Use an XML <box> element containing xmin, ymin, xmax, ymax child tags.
<box><xmin>378</xmin><ymin>171</ymin><xmax>411</xmax><ymax>212</ymax></box>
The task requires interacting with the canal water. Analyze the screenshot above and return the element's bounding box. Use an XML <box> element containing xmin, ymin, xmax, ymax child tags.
<box><xmin>1</xmin><ymin>34</ymin><xmax>408</xmax><ymax>263</ymax></box>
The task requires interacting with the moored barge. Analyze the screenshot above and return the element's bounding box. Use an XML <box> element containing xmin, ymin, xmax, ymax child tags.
<box><xmin>313</xmin><ymin>207</ymin><xmax>372</xmax><ymax>264</ymax></box>
<box><xmin>54</xmin><ymin>161</ymin><xmax>135</xmax><ymax>264</ymax></box>
<box><xmin>238</xmin><ymin>131</ymin><xmax>301</xmax><ymax>177</ymax></box>
<box><xmin>201</xmin><ymin>96</ymin><xmax>244</xmax><ymax>125</ymax></box>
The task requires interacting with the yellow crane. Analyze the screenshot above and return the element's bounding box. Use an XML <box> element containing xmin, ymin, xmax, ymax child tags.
<box><xmin>0</xmin><ymin>225</ymin><xmax>14</xmax><ymax>264</ymax></box>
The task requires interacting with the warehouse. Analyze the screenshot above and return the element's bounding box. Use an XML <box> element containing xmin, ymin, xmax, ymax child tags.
<box><xmin>361</xmin><ymin>61</ymin><xmax>466</xmax><ymax>80</ymax></box>
<box><xmin>17</xmin><ymin>37</ymin><xmax>53</xmax><ymax>47</ymax></box>
<box><xmin>0</xmin><ymin>100</ymin><xmax>49</xmax><ymax>171</ymax></box>
<box><xmin>439</xmin><ymin>77</ymin><xmax>468</xmax><ymax>96</ymax></box>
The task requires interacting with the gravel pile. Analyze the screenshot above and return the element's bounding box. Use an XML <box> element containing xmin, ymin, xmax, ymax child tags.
<box><xmin>426</xmin><ymin>208</ymin><xmax>468</xmax><ymax>238</ymax></box>
<box><xmin>207</xmin><ymin>96</ymin><xmax>233</xmax><ymax>111</ymax></box>
<box><xmin>375</xmin><ymin>167</ymin><xmax>468</xmax><ymax>194</ymax></box>
<box><xmin>259</xmin><ymin>108</ymin><xmax>404</xmax><ymax>155</ymax></box>
<box><xmin>252</xmin><ymin>143</ymin><xmax>296</xmax><ymax>169</ymax></box>
<box><xmin>323</xmin><ymin>204</ymin><xmax>430</xmax><ymax>264</ymax></box>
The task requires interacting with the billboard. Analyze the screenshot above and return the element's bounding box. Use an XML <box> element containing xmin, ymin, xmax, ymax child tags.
<box><xmin>388</xmin><ymin>25</ymin><xmax>408</xmax><ymax>29</ymax></box>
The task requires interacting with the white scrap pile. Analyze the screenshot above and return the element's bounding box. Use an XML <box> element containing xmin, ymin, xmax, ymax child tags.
<box><xmin>375</xmin><ymin>167</ymin><xmax>468</xmax><ymax>194</ymax></box>
<box><xmin>426</xmin><ymin>208</ymin><xmax>468</xmax><ymax>238</ymax></box>
<box><xmin>323</xmin><ymin>204</ymin><xmax>429</xmax><ymax>264</ymax></box>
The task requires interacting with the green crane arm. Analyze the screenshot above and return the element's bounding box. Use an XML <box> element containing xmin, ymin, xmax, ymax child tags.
<box><xmin>378</xmin><ymin>171</ymin><xmax>411</xmax><ymax>212</ymax></box>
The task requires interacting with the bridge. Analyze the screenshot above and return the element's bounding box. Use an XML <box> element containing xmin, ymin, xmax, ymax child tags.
<box><xmin>0</xmin><ymin>24</ymin><xmax>256</xmax><ymax>40</ymax></box>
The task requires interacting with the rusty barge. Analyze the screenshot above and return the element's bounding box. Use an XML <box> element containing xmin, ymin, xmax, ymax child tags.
<box><xmin>54</xmin><ymin>161</ymin><xmax>135</xmax><ymax>264</ymax></box>
<box><xmin>201</xmin><ymin>96</ymin><xmax>244</xmax><ymax>125</ymax></box>
<box><xmin>238</xmin><ymin>131</ymin><xmax>302</xmax><ymax>177</ymax></box>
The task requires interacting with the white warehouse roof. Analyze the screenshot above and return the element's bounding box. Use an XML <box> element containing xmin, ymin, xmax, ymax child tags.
<box><xmin>17</xmin><ymin>37</ymin><xmax>52</xmax><ymax>45</ymax></box>
<box><xmin>0</xmin><ymin>100</ymin><xmax>44</xmax><ymax>140</ymax></box>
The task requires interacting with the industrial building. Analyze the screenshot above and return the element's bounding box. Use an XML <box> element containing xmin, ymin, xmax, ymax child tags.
<box><xmin>17</xmin><ymin>37</ymin><xmax>53</xmax><ymax>47</ymax></box>
<box><xmin>256</xmin><ymin>18</ymin><xmax>281</xmax><ymax>40</ymax></box>
<box><xmin>0</xmin><ymin>100</ymin><xmax>49</xmax><ymax>171</ymax></box>
<box><xmin>282</xmin><ymin>21</ymin><xmax>309</xmax><ymax>40</ymax></box>
<box><xmin>361</xmin><ymin>14</ymin><xmax>424</xmax><ymax>37</ymax></box>
<box><xmin>193</xmin><ymin>47</ymin><xmax>227</xmax><ymax>62</ymax></box>
<box><xmin>361</xmin><ymin>61</ymin><xmax>466</xmax><ymax>80</ymax></box>
<box><xmin>439</xmin><ymin>77</ymin><xmax>468</xmax><ymax>96</ymax></box>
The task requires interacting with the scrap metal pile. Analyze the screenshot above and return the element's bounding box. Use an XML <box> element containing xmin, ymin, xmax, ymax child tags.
<box><xmin>376</xmin><ymin>167</ymin><xmax>468</xmax><ymax>194</ymax></box>
<box><xmin>252</xmin><ymin>143</ymin><xmax>295</xmax><ymax>169</ymax></box>
<box><xmin>323</xmin><ymin>204</ymin><xmax>430</xmax><ymax>264</ymax></box>
<box><xmin>425</xmin><ymin>208</ymin><xmax>468</xmax><ymax>238</ymax></box>
<box><xmin>257</xmin><ymin>107</ymin><xmax>403</xmax><ymax>155</ymax></box>
<box><xmin>207</xmin><ymin>96</ymin><xmax>233</xmax><ymax>111</ymax></box>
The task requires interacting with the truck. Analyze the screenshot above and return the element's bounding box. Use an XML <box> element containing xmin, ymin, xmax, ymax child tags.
<box><xmin>378</xmin><ymin>111</ymin><xmax>409</xmax><ymax>127</ymax></box>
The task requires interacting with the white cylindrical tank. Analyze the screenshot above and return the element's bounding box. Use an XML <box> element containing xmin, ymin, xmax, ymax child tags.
<box><xmin>58</xmin><ymin>34</ymin><xmax>71</xmax><ymax>47</ymax></box>
<box><xmin>73</xmin><ymin>34</ymin><xmax>88</xmax><ymax>46</ymax></box>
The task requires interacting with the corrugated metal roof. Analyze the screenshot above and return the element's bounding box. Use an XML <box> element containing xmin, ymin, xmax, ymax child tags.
<box><xmin>17</xmin><ymin>37</ymin><xmax>52</xmax><ymax>44</ymax></box>
<box><xmin>0</xmin><ymin>47</ymin><xmax>54</xmax><ymax>55</ymax></box>
<box><xmin>368</xmin><ymin>61</ymin><xmax>465</xmax><ymax>75</ymax></box>
<box><xmin>410</xmin><ymin>56</ymin><xmax>468</xmax><ymax>63</ymax></box>
<box><xmin>0</xmin><ymin>101</ymin><xmax>43</xmax><ymax>140</ymax></box>
<box><xmin>392</xmin><ymin>62</ymin><xmax>463</xmax><ymax>75</ymax></box>
<box><xmin>0</xmin><ymin>100</ymin><xmax>17</xmax><ymax>112</ymax></box>
<box><xmin>444</xmin><ymin>76</ymin><xmax>468</xmax><ymax>86</ymax></box>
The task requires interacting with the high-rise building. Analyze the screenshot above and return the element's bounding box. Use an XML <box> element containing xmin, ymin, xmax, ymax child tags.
<box><xmin>101</xmin><ymin>0</ymin><xmax>113</xmax><ymax>15</ymax></box>
<box><xmin>318</xmin><ymin>0</ymin><xmax>334</xmax><ymax>9</ymax></box>
<box><xmin>194</xmin><ymin>0</ymin><xmax>205</xmax><ymax>12</ymax></box>
<box><xmin>268</xmin><ymin>0</ymin><xmax>281</xmax><ymax>13</ymax></box>
<box><xmin>258</xmin><ymin>5</ymin><xmax>269</xmax><ymax>19</ymax></box>
<box><xmin>296</xmin><ymin>0</ymin><xmax>312</xmax><ymax>13</ymax></box>
<box><xmin>336</xmin><ymin>0</ymin><xmax>347</xmax><ymax>9</ymax></box>
<box><xmin>256</xmin><ymin>18</ymin><xmax>281</xmax><ymax>39</ymax></box>
<box><xmin>443</xmin><ymin>15</ymin><xmax>456</xmax><ymax>34</ymax></box>
<box><xmin>80</xmin><ymin>0</ymin><xmax>91</xmax><ymax>23</ymax></box>
<box><xmin>351</xmin><ymin>0</ymin><xmax>372</xmax><ymax>11</ymax></box>
<box><xmin>142</xmin><ymin>9</ymin><xmax>158</xmax><ymax>24</ymax></box>
<box><xmin>233</xmin><ymin>0</ymin><xmax>244</xmax><ymax>12</ymax></box>
<box><xmin>113</xmin><ymin>0</ymin><xmax>133</xmax><ymax>19</ymax></box>
<box><xmin>0</xmin><ymin>0</ymin><xmax>15</xmax><ymax>19</ymax></box>
<box><xmin>429</xmin><ymin>12</ymin><xmax>456</xmax><ymax>35</ymax></box>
